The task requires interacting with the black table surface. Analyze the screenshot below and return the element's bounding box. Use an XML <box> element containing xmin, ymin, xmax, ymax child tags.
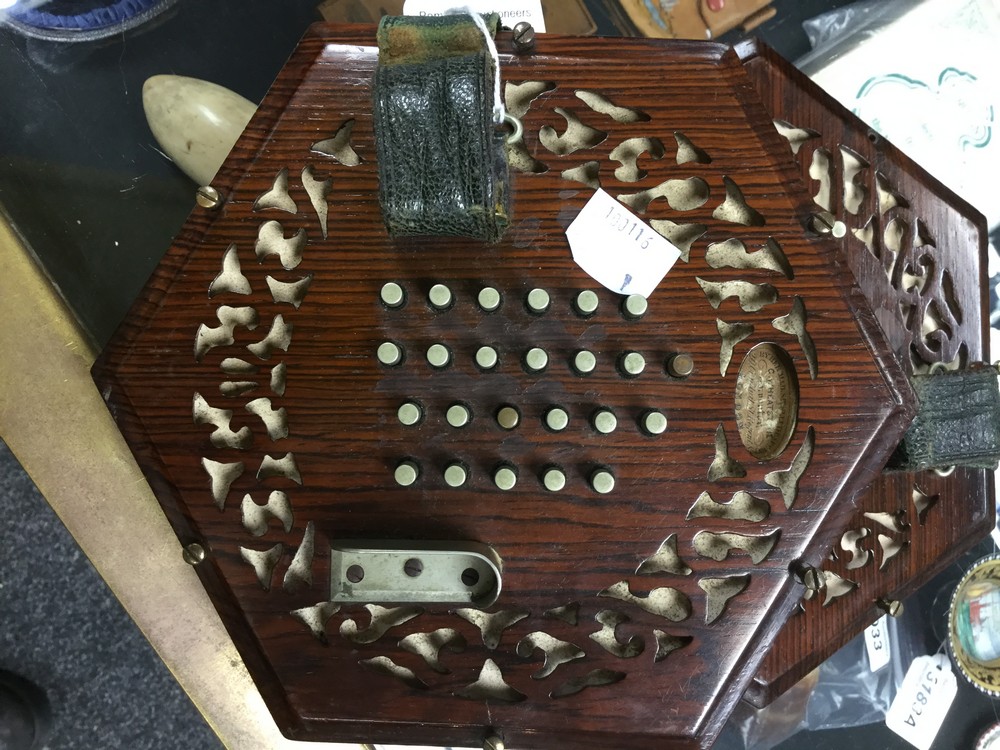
<box><xmin>3</xmin><ymin>1</ymin><xmax>998</xmax><ymax>749</ymax></box>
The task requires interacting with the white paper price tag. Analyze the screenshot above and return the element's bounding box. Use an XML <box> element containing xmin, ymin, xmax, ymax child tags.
<box><xmin>402</xmin><ymin>0</ymin><xmax>546</xmax><ymax>32</ymax></box>
<box><xmin>865</xmin><ymin>615</ymin><xmax>891</xmax><ymax>672</ymax></box>
<box><xmin>885</xmin><ymin>654</ymin><xmax>957</xmax><ymax>750</ymax></box>
<box><xmin>565</xmin><ymin>189</ymin><xmax>682</xmax><ymax>299</ymax></box>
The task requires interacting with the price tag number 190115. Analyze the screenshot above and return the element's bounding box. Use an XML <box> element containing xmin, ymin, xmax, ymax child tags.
<box><xmin>604</xmin><ymin>205</ymin><xmax>652</xmax><ymax>250</ymax></box>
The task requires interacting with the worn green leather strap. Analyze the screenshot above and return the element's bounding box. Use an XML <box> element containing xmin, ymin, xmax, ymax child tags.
<box><xmin>887</xmin><ymin>365</ymin><xmax>1000</xmax><ymax>472</ymax></box>
<box><xmin>373</xmin><ymin>14</ymin><xmax>509</xmax><ymax>242</ymax></box>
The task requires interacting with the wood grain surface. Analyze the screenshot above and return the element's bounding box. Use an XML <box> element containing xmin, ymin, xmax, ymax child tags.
<box><xmin>93</xmin><ymin>27</ymin><xmax>913</xmax><ymax>749</ymax></box>
<box><xmin>738</xmin><ymin>40</ymin><xmax>994</xmax><ymax>707</ymax></box>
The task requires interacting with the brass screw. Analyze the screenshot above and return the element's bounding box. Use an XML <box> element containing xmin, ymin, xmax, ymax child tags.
<box><xmin>195</xmin><ymin>185</ymin><xmax>221</xmax><ymax>209</ymax></box>
<box><xmin>810</xmin><ymin>211</ymin><xmax>846</xmax><ymax>238</ymax></box>
<box><xmin>511</xmin><ymin>21</ymin><xmax>535</xmax><ymax>53</ymax></box>
<box><xmin>793</xmin><ymin>562</ymin><xmax>824</xmax><ymax>592</ymax></box>
<box><xmin>876</xmin><ymin>598</ymin><xmax>904</xmax><ymax>618</ymax></box>
<box><xmin>484</xmin><ymin>735</ymin><xmax>505</xmax><ymax>750</ymax></box>
<box><xmin>182</xmin><ymin>542</ymin><xmax>206</xmax><ymax>566</ymax></box>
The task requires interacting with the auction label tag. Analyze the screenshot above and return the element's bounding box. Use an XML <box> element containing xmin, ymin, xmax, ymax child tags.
<box><xmin>865</xmin><ymin>615</ymin><xmax>891</xmax><ymax>672</ymax></box>
<box><xmin>402</xmin><ymin>0</ymin><xmax>546</xmax><ymax>32</ymax></box>
<box><xmin>565</xmin><ymin>189</ymin><xmax>681</xmax><ymax>299</ymax></box>
<box><xmin>885</xmin><ymin>654</ymin><xmax>957</xmax><ymax>750</ymax></box>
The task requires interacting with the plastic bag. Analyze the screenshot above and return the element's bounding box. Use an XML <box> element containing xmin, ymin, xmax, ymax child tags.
<box><xmin>716</xmin><ymin>605</ymin><xmax>922</xmax><ymax>750</ymax></box>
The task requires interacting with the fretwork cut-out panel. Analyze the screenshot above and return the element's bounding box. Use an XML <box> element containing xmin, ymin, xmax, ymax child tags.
<box><xmin>738</xmin><ymin>40</ymin><xmax>994</xmax><ymax>709</ymax></box>
<box><xmin>93</xmin><ymin>28</ymin><xmax>914</xmax><ymax>750</ymax></box>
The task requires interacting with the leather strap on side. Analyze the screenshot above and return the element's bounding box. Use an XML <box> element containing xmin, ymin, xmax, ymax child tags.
<box><xmin>887</xmin><ymin>364</ymin><xmax>1000</xmax><ymax>472</ymax></box>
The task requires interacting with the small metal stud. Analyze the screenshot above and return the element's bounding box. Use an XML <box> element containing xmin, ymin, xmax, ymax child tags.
<box><xmin>426</xmin><ymin>343</ymin><xmax>452</xmax><ymax>369</ymax></box>
<box><xmin>377</xmin><ymin>341</ymin><xmax>403</xmax><ymax>366</ymax></box>
<box><xmin>526</xmin><ymin>288</ymin><xmax>550</xmax><ymax>314</ymax></box>
<box><xmin>397</xmin><ymin>401</ymin><xmax>423</xmax><ymax>426</ymax></box>
<box><xmin>484</xmin><ymin>734</ymin><xmax>506</xmax><ymax>750</ymax></box>
<box><xmin>620</xmin><ymin>351</ymin><xmax>646</xmax><ymax>377</ymax></box>
<box><xmin>793</xmin><ymin>562</ymin><xmax>824</xmax><ymax>592</ymax></box>
<box><xmin>496</xmin><ymin>406</ymin><xmax>520</xmax><ymax>430</ymax></box>
<box><xmin>544</xmin><ymin>407</ymin><xmax>569</xmax><ymax>432</ymax></box>
<box><xmin>623</xmin><ymin>294</ymin><xmax>648</xmax><ymax>319</ymax></box>
<box><xmin>573</xmin><ymin>350</ymin><xmax>597</xmax><ymax>375</ymax></box>
<box><xmin>590</xmin><ymin>469</ymin><xmax>615</xmax><ymax>494</ymax></box>
<box><xmin>195</xmin><ymin>185</ymin><xmax>221</xmax><ymax>209</ymax></box>
<box><xmin>574</xmin><ymin>290</ymin><xmax>599</xmax><ymax>317</ymax></box>
<box><xmin>667</xmin><ymin>353</ymin><xmax>695</xmax><ymax>378</ymax></box>
<box><xmin>475</xmin><ymin>345</ymin><xmax>499</xmax><ymax>370</ymax></box>
<box><xmin>494</xmin><ymin>465</ymin><xmax>518</xmax><ymax>491</ymax></box>
<box><xmin>641</xmin><ymin>410</ymin><xmax>668</xmax><ymax>436</ymax></box>
<box><xmin>182</xmin><ymin>543</ymin><xmax>206</xmax><ymax>565</ymax></box>
<box><xmin>876</xmin><ymin>598</ymin><xmax>904</xmax><ymax>618</ymax></box>
<box><xmin>446</xmin><ymin>403</ymin><xmax>471</xmax><ymax>428</ymax></box>
<box><xmin>478</xmin><ymin>286</ymin><xmax>502</xmax><ymax>312</ymax></box>
<box><xmin>592</xmin><ymin>408</ymin><xmax>617</xmax><ymax>434</ymax></box>
<box><xmin>428</xmin><ymin>283</ymin><xmax>453</xmax><ymax>310</ymax></box>
<box><xmin>394</xmin><ymin>460</ymin><xmax>420</xmax><ymax>487</ymax></box>
<box><xmin>524</xmin><ymin>347</ymin><xmax>548</xmax><ymax>373</ymax></box>
<box><xmin>380</xmin><ymin>282</ymin><xmax>405</xmax><ymax>308</ymax></box>
<box><xmin>511</xmin><ymin>21</ymin><xmax>535</xmax><ymax>54</ymax></box>
<box><xmin>444</xmin><ymin>462</ymin><xmax>468</xmax><ymax>488</ymax></box>
<box><xmin>810</xmin><ymin>211</ymin><xmax>846</xmax><ymax>238</ymax></box>
<box><xmin>542</xmin><ymin>467</ymin><xmax>566</xmax><ymax>492</ymax></box>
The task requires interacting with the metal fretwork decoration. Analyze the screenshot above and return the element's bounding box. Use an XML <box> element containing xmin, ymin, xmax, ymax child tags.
<box><xmin>93</xmin><ymin>28</ymin><xmax>915</xmax><ymax>750</ymax></box>
<box><xmin>737</xmin><ymin>41</ymin><xmax>994</xmax><ymax>708</ymax></box>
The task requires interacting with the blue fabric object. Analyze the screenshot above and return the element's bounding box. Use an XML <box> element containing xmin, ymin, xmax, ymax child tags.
<box><xmin>9</xmin><ymin>0</ymin><xmax>165</xmax><ymax>30</ymax></box>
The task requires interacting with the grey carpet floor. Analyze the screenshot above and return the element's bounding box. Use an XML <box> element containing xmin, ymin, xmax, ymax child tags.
<box><xmin>0</xmin><ymin>438</ymin><xmax>220</xmax><ymax>750</ymax></box>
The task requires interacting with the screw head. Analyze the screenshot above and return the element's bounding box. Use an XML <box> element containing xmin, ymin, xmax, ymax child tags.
<box><xmin>793</xmin><ymin>563</ymin><xmax>824</xmax><ymax>592</ymax></box>
<box><xmin>876</xmin><ymin>598</ymin><xmax>904</xmax><ymax>618</ymax></box>
<box><xmin>511</xmin><ymin>21</ymin><xmax>535</xmax><ymax>53</ymax></box>
<box><xmin>182</xmin><ymin>543</ymin><xmax>206</xmax><ymax>566</ymax></box>
<box><xmin>484</xmin><ymin>735</ymin><xmax>506</xmax><ymax>750</ymax></box>
<box><xmin>195</xmin><ymin>185</ymin><xmax>221</xmax><ymax>209</ymax></box>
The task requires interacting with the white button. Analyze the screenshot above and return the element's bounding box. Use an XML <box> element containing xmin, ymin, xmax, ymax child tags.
<box><xmin>428</xmin><ymin>283</ymin><xmax>453</xmax><ymax>310</ymax></box>
<box><xmin>444</xmin><ymin>462</ymin><xmax>468</xmax><ymax>487</ymax></box>
<box><xmin>524</xmin><ymin>347</ymin><xmax>548</xmax><ymax>372</ymax></box>
<box><xmin>377</xmin><ymin>341</ymin><xmax>402</xmax><ymax>366</ymax></box>
<box><xmin>574</xmin><ymin>350</ymin><xmax>596</xmax><ymax>374</ymax></box>
<box><xmin>397</xmin><ymin>401</ymin><xmax>422</xmax><ymax>425</ymax></box>
<box><xmin>621</xmin><ymin>351</ymin><xmax>646</xmax><ymax>376</ymax></box>
<box><xmin>590</xmin><ymin>469</ymin><xmax>615</xmax><ymax>494</ymax></box>
<box><xmin>623</xmin><ymin>294</ymin><xmax>647</xmax><ymax>319</ymax></box>
<box><xmin>380</xmin><ymin>282</ymin><xmax>405</xmax><ymax>308</ymax></box>
<box><xmin>475</xmin><ymin>345</ymin><xmax>498</xmax><ymax>370</ymax></box>
<box><xmin>446</xmin><ymin>403</ymin><xmax>471</xmax><ymax>428</ymax></box>
<box><xmin>526</xmin><ymin>288</ymin><xmax>550</xmax><ymax>313</ymax></box>
<box><xmin>593</xmin><ymin>409</ymin><xmax>617</xmax><ymax>434</ymax></box>
<box><xmin>426</xmin><ymin>343</ymin><xmax>451</xmax><ymax>368</ymax></box>
<box><xmin>478</xmin><ymin>286</ymin><xmax>501</xmax><ymax>312</ymax></box>
<box><xmin>494</xmin><ymin>466</ymin><xmax>518</xmax><ymax>490</ymax></box>
<box><xmin>545</xmin><ymin>407</ymin><xmax>569</xmax><ymax>432</ymax></box>
<box><xmin>642</xmin><ymin>410</ymin><xmax>668</xmax><ymax>435</ymax></box>
<box><xmin>543</xmin><ymin>467</ymin><xmax>566</xmax><ymax>492</ymax></box>
<box><xmin>394</xmin><ymin>460</ymin><xmax>419</xmax><ymax>486</ymax></box>
<box><xmin>575</xmin><ymin>290</ymin><xmax>599</xmax><ymax>316</ymax></box>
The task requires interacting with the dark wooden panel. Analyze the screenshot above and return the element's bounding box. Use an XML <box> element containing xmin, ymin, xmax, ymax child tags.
<box><xmin>93</xmin><ymin>27</ymin><xmax>912</xmax><ymax>749</ymax></box>
<box><xmin>738</xmin><ymin>40</ymin><xmax>994</xmax><ymax>708</ymax></box>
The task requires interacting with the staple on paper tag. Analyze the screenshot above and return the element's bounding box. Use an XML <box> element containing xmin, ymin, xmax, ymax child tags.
<box><xmin>565</xmin><ymin>189</ymin><xmax>681</xmax><ymax>299</ymax></box>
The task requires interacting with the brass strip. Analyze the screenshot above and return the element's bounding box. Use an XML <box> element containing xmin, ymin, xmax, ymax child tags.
<box><xmin>0</xmin><ymin>216</ymin><xmax>365</xmax><ymax>749</ymax></box>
